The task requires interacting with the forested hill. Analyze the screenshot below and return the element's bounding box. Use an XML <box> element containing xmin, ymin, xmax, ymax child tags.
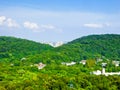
<box><xmin>27</xmin><ymin>34</ymin><xmax>120</xmax><ymax>64</ymax></box>
<box><xmin>0</xmin><ymin>34</ymin><xmax>120</xmax><ymax>64</ymax></box>
<box><xmin>69</xmin><ymin>34</ymin><xmax>120</xmax><ymax>44</ymax></box>
<box><xmin>56</xmin><ymin>34</ymin><xmax>120</xmax><ymax>61</ymax></box>
<box><xmin>0</xmin><ymin>36</ymin><xmax>53</xmax><ymax>60</ymax></box>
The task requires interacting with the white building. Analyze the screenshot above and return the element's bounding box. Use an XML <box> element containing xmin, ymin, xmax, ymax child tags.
<box><xmin>93</xmin><ymin>68</ymin><xmax>120</xmax><ymax>76</ymax></box>
<box><xmin>66</xmin><ymin>62</ymin><xmax>76</xmax><ymax>66</ymax></box>
<box><xmin>93</xmin><ymin>70</ymin><xmax>101</xmax><ymax>75</ymax></box>
<box><xmin>80</xmin><ymin>60</ymin><xmax>86</xmax><ymax>65</ymax></box>
<box><xmin>102</xmin><ymin>68</ymin><xmax>106</xmax><ymax>74</ymax></box>
<box><xmin>104</xmin><ymin>72</ymin><xmax>120</xmax><ymax>76</ymax></box>
<box><xmin>61</xmin><ymin>61</ymin><xmax>76</xmax><ymax>66</ymax></box>
<box><xmin>102</xmin><ymin>63</ymin><xmax>107</xmax><ymax>67</ymax></box>
<box><xmin>112</xmin><ymin>61</ymin><xmax>119</xmax><ymax>67</ymax></box>
<box><xmin>34</xmin><ymin>62</ymin><xmax>46</xmax><ymax>70</ymax></box>
<box><xmin>38</xmin><ymin>62</ymin><xmax>46</xmax><ymax>69</ymax></box>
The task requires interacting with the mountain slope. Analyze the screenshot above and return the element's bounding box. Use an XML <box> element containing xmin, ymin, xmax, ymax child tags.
<box><xmin>0</xmin><ymin>36</ymin><xmax>53</xmax><ymax>60</ymax></box>
<box><xmin>57</xmin><ymin>34</ymin><xmax>120</xmax><ymax>60</ymax></box>
<box><xmin>27</xmin><ymin>34</ymin><xmax>120</xmax><ymax>64</ymax></box>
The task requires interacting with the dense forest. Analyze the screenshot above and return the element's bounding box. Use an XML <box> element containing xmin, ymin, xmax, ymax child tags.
<box><xmin>0</xmin><ymin>36</ymin><xmax>53</xmax><ymax>63</ymax></box>
<box><xmin>0</xmin><ymin>34</ymin><xmax>120</xmax><ymax>90</ymax></box>
<box><xmin>27</xmin><ymin>34</ymin><xmax>120</xmax><ymax>64</ymax></box>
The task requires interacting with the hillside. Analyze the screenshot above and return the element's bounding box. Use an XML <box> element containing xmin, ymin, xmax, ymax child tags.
<box><xmin>0</xmin><ymin>34</ymin><xmax>120</xmax><ymax>90</ymax></box>
<box><xmin>27</xmin><ymin>34</ymin><xmax>120</xmax><ymax>64</ymax></box>
<box><xmin>57</xmin><ymin>34</ymin><xmax>120</xmax><ymax>60</ymax></box>
<box><xmin>0</xmin><ymin>36</ymin><xmax>53</xmax><ymax>62</ymax></box>
<box><xmin>0</xmin><ymin>34</ymin><xmax>120</xmax><ymax>64</ymax></box>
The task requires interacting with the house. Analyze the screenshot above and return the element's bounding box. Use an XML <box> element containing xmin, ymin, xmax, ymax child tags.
<box><xmin>112</xmin><ymin>61</ymin><xmax>119</xmax><ymax>67</ymax></box>
<box><xmin>34</xmin><ymin>62</ymin><xmax>46</xmax><ymax>69</ymax></box>
<box><xmin>102</xmin><ymin>63</ymin><xmax>107</xmax><ymax>67</ymax></box>
<box><xmin>66</xmin><ymin>61</ymin><xmax>76</xmax><ymax>66</ymax></box>
<box><xmin>61</xmin><ymin>61</ymin><xmax>76</xmax><ymax>66</ymax></box>
<box><xmin>80</xmin><ymin>60</ymin><xmax>86</xmax><ymax>65</ymax></box>
<box><xmin>92</xmin><ymin>70</ymin><xmax>101</xmax><ymax>75</ymax></box>
<box><xmin>38</xmin><ymin>62</ymin><xmax>46</xmax><ymax>69</ymax></box>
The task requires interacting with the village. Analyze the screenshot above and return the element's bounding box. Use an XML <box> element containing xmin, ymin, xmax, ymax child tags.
<box><xmin>31</xmin><ymin>58</ymin><xmax>120</xmax><ymax>76</ymax></box>
<box><xmin>10</xmin><ymin>57</ymin><xmax>120</xmax><ymax>76</ymax></box>
<box><xmin>61</xmin><ymin>59</ymin><xmax>120</xmax><ymax>76</ymax></box>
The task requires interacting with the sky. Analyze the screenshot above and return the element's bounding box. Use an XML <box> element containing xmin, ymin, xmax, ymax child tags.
<box><xmin>0</xmin><ymin>0</ymin><xmax>120</xmax><ymax>42</ymax></box>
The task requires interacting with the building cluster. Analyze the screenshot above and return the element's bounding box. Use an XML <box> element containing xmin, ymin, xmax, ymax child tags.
<box><xmin>61</xmin><ymin>59</ymin><xmax>120</xmax><ymax>76</ymax></box>
<box><xmin>93</xmin><ymin>67</ymin><xmax>120</xmax><ymax>76</ymax></box>
<box><xmin>93</xmin><ymin>61</ymin><xmax>120</xmax><ymax>76</ymax></box>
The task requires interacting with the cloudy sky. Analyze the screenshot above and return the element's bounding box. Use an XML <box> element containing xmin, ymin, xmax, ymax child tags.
<box><xmin>0</xmin><ymin>0</ymin><xmax>120</xmax><ymax>42</ymax></box>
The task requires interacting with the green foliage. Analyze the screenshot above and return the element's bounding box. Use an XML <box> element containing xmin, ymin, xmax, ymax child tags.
<box><xmin>68</xmin><ymin>34</ymin><xmax>120</xmax><ymax>60</ymax></box>
<box><xmin>86</xmin><ymin>59</ymin><xmax>96</xmax><ymax>68</ymax></box>
<box><xmin>0</xmin><ymin>34</ymin><xmax>120</xmax><ymax>90</ymax></box>
<box><xmin>27</xmin><ymin>34</ymin><xmax>120</xmax><ymax>64</ymax></box>
<box><xmin>0</xmin><ymin>36</ymin><xmax>53</xmax><ymax>62</ymax></box>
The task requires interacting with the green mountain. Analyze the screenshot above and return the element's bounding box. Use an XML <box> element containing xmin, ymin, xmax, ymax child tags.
<box><xmin>0</xmin><ymin>34</ymin><xmax>120</xmax><ymax>64</ymax></box>
<box><xmin>57</xmin><ymin>34</ymin><xmax>120</xmax><ymax>60</ymax></box>
<box><xmin>0</xmin><ymin>36</ymin><xmax>53</xmax><ymax>61</ymax></box>
<box><xmin>27</xmin><ymin>34</ymin><xmax>120</xmax><ymax>64</ymax></box>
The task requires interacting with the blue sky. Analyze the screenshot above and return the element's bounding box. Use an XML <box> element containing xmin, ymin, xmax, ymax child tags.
<box><xmin>0</xmin><ymin>0</ymin><xmax>120</xmax><ymax>42</ymax></box>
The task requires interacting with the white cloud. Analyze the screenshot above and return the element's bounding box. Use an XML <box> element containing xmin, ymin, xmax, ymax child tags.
<box><xmin>1</xmin><ymin>15</ymin><xmax>62</xmax><ymax>32</ymax></box>
<box><xmin>6</xmin><ymin>18</ymin><xmax>19</xmax><ymax>28</ymax></box>
<box><xmin>0</xmin><ymin>16</ymin><xmax>6</xmax><ymax>25</ymax></box>
<box><xmin>83</xmin><ymin>23</ymin><xmax>103</xmax><ymax>28</ymax></box>
<box><xmin>83</xmin><ymin>23</ymin><xmax>111</xmax><ymax>28</ymax></box>
<box><xmin>23</xmin><ymin>21</ymin><xmax>62</xmax><ymax>33</ymax></box>
<box><xmin>23</xmin><ymin>21</ymin><xmax>39</xmax><ymax>30</ymax></box>
<box><xmin>0</xmin><ymin>16</ymin><xmax>19</xmax><ymax>28</ymax></box>
<box><xmin>40</xmin><ymin>24</ymin><xmax>63</xmax><ymax>33</ymax></box>
<box><xmin>40</xmin><ymin>24</ymin><xmax>56</xmax><ymax>30</ymax></box>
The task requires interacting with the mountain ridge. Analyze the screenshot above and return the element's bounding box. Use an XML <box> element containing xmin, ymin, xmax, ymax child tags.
<box><xmin>0</xmin><ymin>36</ymin><xmax>53</xmax><ymax>61</ymax></box>
<box><xmin>26</xmin><ymin>34</ymin><xmax>120</xmax><ymax>64</ymax></box>
<box><xmin>0</xmin><ymin>34</ymin><xmax>120</xmax><ymax>64</ymax></box>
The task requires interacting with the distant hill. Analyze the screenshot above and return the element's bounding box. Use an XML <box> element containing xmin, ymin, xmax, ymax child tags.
<box><xmin>56</xmin><ymin>34</ymin><xmax>120</xmax><ymax>60</ymax></box>
<box><xmin>69</xmin><ymin>34</ymin><xmax>120</xmax><ymax>44</ymax></box>
<box><xmin>0</xmin><ymin>34</ymin><xmax>120</xmax><ymax>64</ymax></box>
<box><xmin>0</xmin><ymin>36</ymin><xmax>53</xmax><ymax>61</ymax></box>
<box><xmin>27</xmin><ymin>34</ymin><xmax>120</xmax><ymax>64</ymax></box>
